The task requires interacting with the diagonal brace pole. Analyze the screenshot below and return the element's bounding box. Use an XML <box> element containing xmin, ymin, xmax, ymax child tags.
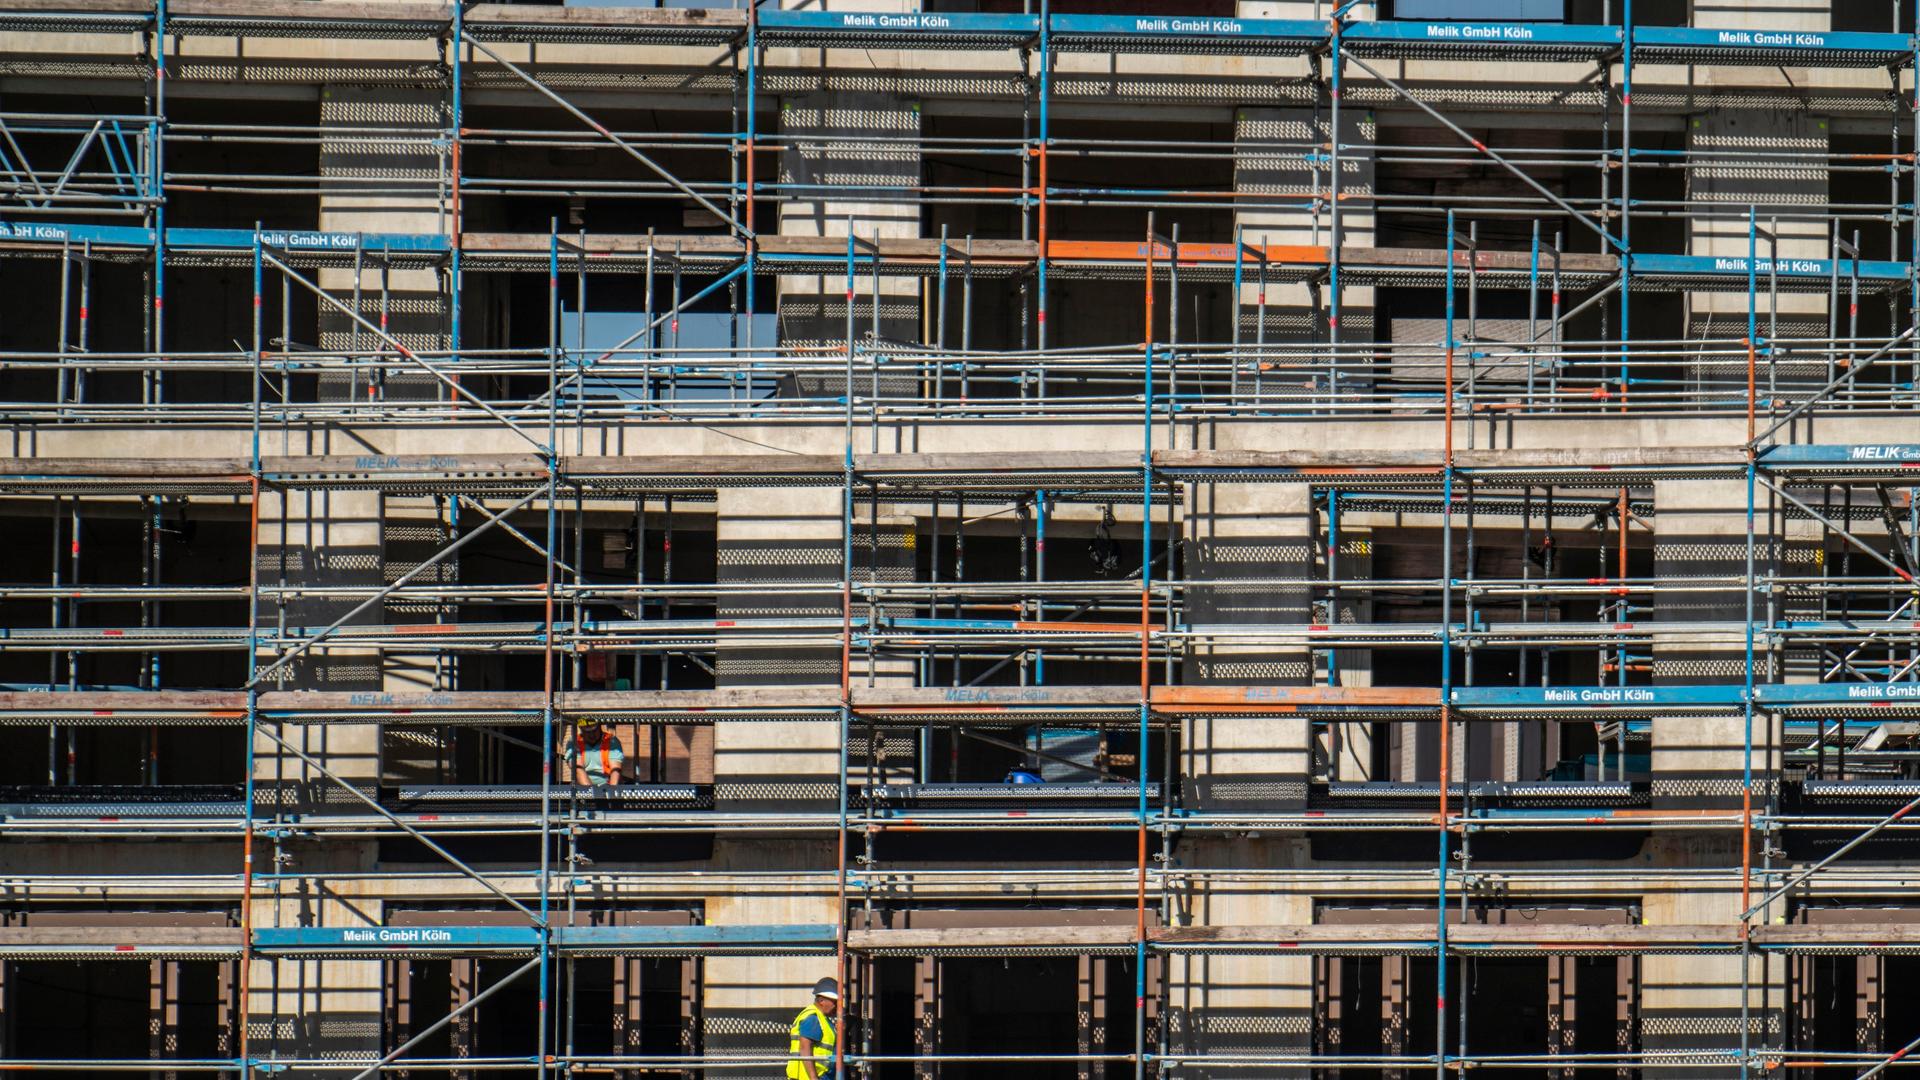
<box><xmin>1874</xmin><ymin>486</ymin><xmax>1918</xmax><ymax>577</ymax></box>
<box><xmin>1856</xmin><ymin>1029</ymin><xmax>1920</xmax><ymax>1080</ymax></box>
<box><xmin>345</xmin><ymin>955</ymin><xmax>543</xmax><ymax>1080</ymax></box>
<box><xmin>1743</xmin><ymin>794</ymin><xmax>1920</xmax><ymax>923</ymax></box>
<box><xmin>0</xmin><ymin>114</ymin><xmax>47</xmax><ymax>198</ymax></box>
<box><xmin>1751</xmin><ymin>324</ymin><xmax>1917</xmax><ymax>446</ymax></box>
<box><xmin>247</xmin><ymin>486</ymin><xmax>547</xmax><ymax>687</ymax></box>
<box><xmin>48</xmin><ymin>121</ymin><xmax>105</xmax><ymax>200</ymax></box>
<box><xmin>1530</xmin><ymin>277</ymin><xmax>1619</xmax><ymax>342</ymax></box>
<box><xmin>261</xmin><ymin>250</ymin><xmax>548</xmax><ymax>453</ymax></box>
<box><xmin>956</xmin><ymin>726</ymin><xmax>1130</xmax><ymax>783</ymax></box>
<box><xmin>252</xmin><ymin>722</ymin><xmax>543</xmax><ymax>922</ymax></box>
<box><xmin>1756</xmin><ymin>474</ymin><xmax>1916</xmax><ymax>583</ymax></box>
<box><xmin>458</xmin><ymin>31</ymin><xmax>751</xmax><ymax>239</ymax></box>
<box><xmin>518</xmin><ymin>257</ymin><xmax>752</xmax><ymax>410</ymax></box>
<box><xmin>458</xmin><ymin>493</ymin><xmax>575</xmax><ymax>577</ymax></box>
<box><xmin>1342</xmin><ymin>52</ymin><xmax>1622</xmax><ymax>254</ymax></box>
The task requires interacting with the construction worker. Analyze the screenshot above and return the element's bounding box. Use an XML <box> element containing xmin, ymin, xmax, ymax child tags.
<box><xmin>561</xmin><ymin>720</ymin><xmax>625</xmax><ymax>787</ymax></box>
<box><xmin>787</xmin><ymin>977</ymin><xmax>839</xmax><ymax>1080</ymax></box>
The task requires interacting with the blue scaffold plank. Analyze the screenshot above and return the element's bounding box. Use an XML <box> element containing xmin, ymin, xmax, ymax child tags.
<box><xmin>253</xmin><ymin>926</ymin><xmax>542</xmax><ymax>951</ymax></box>
<box><xmin>1448</xmin><ymin>685</ymin><xmax>1746</xmax><ymax>709</ymax></box>
<box><xmin>1630</xmin><ymin>252</ymin><xmax>1911</xmax><ymax>283</ymax></box>
<box><xmin>1756</xmin><ymin>444</ymin><xmax>1920</xmax><ymax>466</ymax></box>
<box><xmin>756</xmin><ymin>9</ymin><xmax>1037</xmax><ymax>49</ymax></box>
<box><xmin>1632</xmin><ymin>25</ymin><xmax>1914</xmax><ymax>67</ymax></box>
<box><xmin>0</xmin><ymin>220</ymin><xmax>450</xmax><ymax>253</ymax></box>
<box><xmin>1341</xmin><ymin>20</ymin><xmax>1620</xmax><ymax>61</ymax></box>
<box><xmin>175</xmin><ymin>227</ymin><xmax>451</xmax><ymax>253</ymax></box>
<box><xmin>252</xmin><ymin>924</ymin><xmax>838</xmax><ymax>954</ymax></box>
<box><xmin>1756</xmin><ymin>684</ymin><xmax>1920</xmax><ymax>707</ymax></box>
<box><xmin>1048</xmin><ymin>13</ymin><xmax>1327</xmax><ymax>55</ymax></box>
<box><xmin>0</xmin><ymin>221</ymin><xmax>154</xmax><ymax>246</ymax></box>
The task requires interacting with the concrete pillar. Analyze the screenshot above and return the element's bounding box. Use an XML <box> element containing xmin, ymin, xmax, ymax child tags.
<box><xmin>701</xmin><ymin>889</ymin><xmax>839</xmax><ymax>1068</ymax></box>
<box><xmin>248</xmin><ymin>485</ymin><xmax>384</xmax><ymax>1074</ymax></box>
<box><xmin>1235</xmin><ymin>103</ymin><xmax>1376</xmax><ymax>389</ymax></box>
<box><xmin>1644</xmin><ymin>478</ymin><xmax>1778</xmax><ymax>1073</ymax></box>
<box><xmin>1183</xmin><ymin>483</ymin><xmax>1314</xmax><ymax>810</ymax></box>
<box><xmin>318</xmin><ymin>84</ymin><xmax>447</xmax><ymax>399</ymax></box>
<box><xmin>1686</xmin><ymin>2</ymin><xmax>1831</xmax><ymax>398</ymax></box>
<box><xmin>711</xmin><ymin>488</ymin><xmax>911</xmax><ymax>804</ymax></box>
<box><xmin>254</xmin><ymin>487</ymin><xmax>383</xmax><ymax>813</ymax></box>
<box><xmin>1170</xmin><ymin>841</ymin><xmax>1313</xmax><ymax>1079</ymax></box>
<box><xmin>1638</xmin><ymin>865</ymin><xmax>1770</xmax><ymax>1078</ymax></box>
<box><xmin>1236</xmin><ymin>0</ymin><xmax>1375</xmax><ymax>394</ymax></box>
<box><xmin>1649</xmin><ymin>478</ymin><xmax>1785</xmax><ymax>802</ymax></box>
<box><xmin>777</xmin><ymin>89</ymin><xmax>922</xmax><ymax>348</ymax></box>
<box><xmin>711</xmin><ymin>487</ymin><xmax>842</xmax><ymax>815</ymax></box>
<box><xmin>250</xmin><ymin>891</ymin><xmax>384</xmax><ymax>1076</ymax></box>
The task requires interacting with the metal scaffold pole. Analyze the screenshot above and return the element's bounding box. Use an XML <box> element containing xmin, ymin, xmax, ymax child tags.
<box><xmin>1139</xmin><ymin>209</ymin><xmax>1157</xmax><ymax>1080</ymax></box>
<box><xmin>2</xmin><ymin>3</ymin><xmax>1920</xmax><ymax>1075</ymax></box>
<box><xmin>1438</xmin><ymin>206</ymin><xmax>1457</xmax><ymax>1080</ymax></box>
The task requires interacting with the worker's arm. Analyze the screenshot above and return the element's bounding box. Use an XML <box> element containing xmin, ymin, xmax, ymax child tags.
<box><xmin>607</xmin><ymin>738</ymin><xmax>626</xmax><ymax>786</ymax></box>
<box><xmin>795</xmin><ymin>1012</ymin><xmax>826</xmax><ymax>1076</ymax></box>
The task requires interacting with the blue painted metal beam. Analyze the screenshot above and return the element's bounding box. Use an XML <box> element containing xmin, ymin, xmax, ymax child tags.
<box><xmin>1449</xmin><ymin>684</ymin><xmax>1920</xmax><ymax>710</ymax></box>
<box><xmin>1632</xmin><ymin>25</ymin><xmax>1914</xmax><ymax>66</ymax></box>
<box><xmin>1631</xmin><ymin>252</ymin><xmax>1911</xmax><ymax>282</ymax></box>
<box><xmin>1449</xmin><ymin>685</ymin><xmax>1745</xmax><ymax>708</ymax></box>
<box><xmin>253</xmin><ymin>923</ymin><xmax>839</xmax><ymax>953</ymax></box>
<box><xmin>1048</xmin><ymin>12</ymin><xmax>1325</xmax><ymax>54</ymax></box>
<box><xmin>755</xmin><ymin>9</ymin><xmax>1036</xmax><ymax>47</ymax></box>
<box><xmin>254</xmin><ymin>926</ymin><xmax>542</xmax><ymax>950</ymax></box>
<box><xmin>1343</xmin><ymin>20</ymin><xmax>1619</xmax><ymax>51</ymax></box>
<box><xmin>1758</xmin><ymin>684</ymin><xmax>1920</xmax><ymax>706</ymax></box>
<box><xmin>1755</xmin><ymin>444</ymin><xmax>1920</xmax><ymax>465</ymax></box>
<box><xmin>1</xmin><ymin>220</ymin><xmax>452</xmax><ymax>253</ymax></box>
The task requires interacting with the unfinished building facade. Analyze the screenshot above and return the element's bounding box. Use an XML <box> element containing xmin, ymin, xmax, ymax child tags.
<box><xmin>1</xmin><ymin>0</ymin><xmax>1919</xmax><ymax>1075</ymax></box>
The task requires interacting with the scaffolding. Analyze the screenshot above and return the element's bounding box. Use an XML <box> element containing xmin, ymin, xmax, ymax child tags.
<box><xmin>1</xmin><ymin>0</ymin><xmax>1919</xmax><ymax>1076</ymax></box>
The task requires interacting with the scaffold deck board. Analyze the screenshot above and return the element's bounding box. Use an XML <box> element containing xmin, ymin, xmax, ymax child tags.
<box><xmin>0</xmin><ymin>926</ymin><xmax>245</xmax><ymax>959</ymax></box>
<box><xmin>846</xmin><ymin>923</ymin><xmax>1920</xmax><ymax>955</ymax></box>
<box><xmin>7</xmin><ymin>922</ymin><xmax>1919</xmax><ymax>961</ymax></box>
<box><xmin>852</xmin><ymin>914</ymin><xmax>1920</xmax><ymax>949</ymax></box>
<box><xmin>0</xmin><ymin>447</ymin><xmax>1778</xmax><ymax>488</ymax></box>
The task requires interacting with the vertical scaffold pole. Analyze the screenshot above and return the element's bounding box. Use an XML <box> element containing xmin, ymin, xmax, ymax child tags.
<box><xmin>240</xmin><ymin>222</ymin><xmax>263</xmax><ymax>1080</ymax></box>
<box><xmin>1232</xmin><ymin>224</ymin><xmax>1245</xmax><ymax>403</ymax></box>
<box><xmin>1527</xmin><ymin>220</ymin><xmax>1540</xmax><ymax>407</ymax></box>
<box><xmin>1328</xmin><ymin>13</ymin><xmax>1343</xmax><ymax>396</ymax></box>
<box><xmin>1037</xmin><ymin>0</ymin><xmax>1050</xmax><ymax>360</ymax></box>
<box><xmin>745</xmin><ymin>1</ymin><xmax>758</xmax><ymax>354</ymax></box>
<box><xmin>1438</xmin><ymin>206</ymin><xmax>1457</xmax><ymax>1080</ymax></box>
<box><xmin>449</xmin><ymin>1</ymin><xmax>465</xmax><ymax>393</ymax></box>
<box><xmin>1138</xmin><ymin>210</ymin><xmax>1156</xmax><ymax>1080</ymax></box>
<box><xmin>1035</xmin><ymin>489</ymin><xmax>1047</xmax><ymax>684</ymax></box>
<box><xmin>536</xmin><ymin>217</ymin><xmax>559</xmax><ymax>1080</ymax></box>
<box><xmin>1748</xmin><ymin>207</ymin><xmax>1758</xmax><ymax>444</ymax></box>
<box><xmin>836</xmin><ymin>224</ymin><xmax>857</xmax><ymax>1080</ymax></box>
<box><xmin>1619</xmin><ymin>0</ymin><xmax>1632</xmax><ymax>408</ymax></box>
<box><xmin>1741</xmin><ymin>205</ymin><xmax>1758</xmax><ymax>1080</ymax></box>
<box><xmin>150</xmin><ymin>0</ymin><xmax>166</xmax><ymax>405</ymax></box>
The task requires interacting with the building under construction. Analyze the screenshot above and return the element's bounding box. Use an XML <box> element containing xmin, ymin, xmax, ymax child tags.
<box><xmin>3</xmin><ymin>0</ymin><xmax>1920</xmax><ymax>1074</ymax></box>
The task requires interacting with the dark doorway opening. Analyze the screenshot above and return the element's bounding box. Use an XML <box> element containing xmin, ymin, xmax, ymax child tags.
<box><xmin>942</xmin><ymin>956</ymin><xmax>1080</xmax><ymax>1080</ymax></box>
<box><xmin>10</xmin><ymin>959</ymin><xmax>229</xmax><ymax>1065</ymax></box>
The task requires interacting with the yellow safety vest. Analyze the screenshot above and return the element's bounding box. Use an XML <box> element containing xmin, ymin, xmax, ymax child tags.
<box><xmin>787</xmin><ymin>1003</ymin><xmax>836</xmax><ymax>1080</ymax></box>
